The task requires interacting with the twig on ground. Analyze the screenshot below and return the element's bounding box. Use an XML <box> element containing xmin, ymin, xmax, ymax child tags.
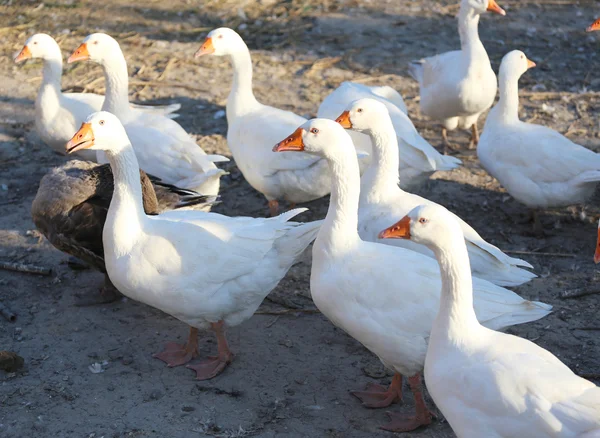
<box><xmin>256</xmin><ymin>308</ymin><xmax>319</xmax><ymax>315</ymax></box>
<box><xmin>0</xmin><ymin>302</ymin><xmax>16</xmax><ymax>322</ymax></box>
<box><xmin>0</xmin><ymin>261</ymin><xmax>52</xmax><ymax>276</ymax></box>
<box><xmin>559</xmin><ymin>288</ymin><xmax>600</xmax><ymax>300</ymax></box>
<box><xmin>504</xmin><ymin>250</ymin><xmax>575</xmax><ymax>258</ymax></box>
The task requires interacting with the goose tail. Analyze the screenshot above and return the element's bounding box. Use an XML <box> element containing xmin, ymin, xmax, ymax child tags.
<box><xmin>130</xmin><ymin>102</ymin><xmax>181</xmax><ymax>119</ymax></box>
<box><xmin>408</xmin><ymin>60</ymin><xmax>425</xmax><ymax>84</ymax></box>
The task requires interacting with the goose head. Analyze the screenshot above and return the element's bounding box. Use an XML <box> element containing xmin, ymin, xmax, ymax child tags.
<box><xmin>463</xmin><ymin>0</ymin><xmax>505</xmax><ymax>16</ymax></box>
<box><xmin>68</xmin><ymin>33</ymin><xmax>121</xmax><ymax>65</ymax></box>
<box><xmin>195</xmin><ymin>27</ymin><xmax>246</xmax><ymax>57</ymax></box>
<box><xmin>336</xmin><ymin>98</ymin><xmax>390</xmax><ymax>133</ymax></box>
<box><xmin>14</xmin><ymin>33</ymin><xmax>61</xmax><ymax>63</ymax></box>
<box><xmin>273</xmin><ymin>118</ymin><xmax>351</xmax><ymax>158</ymax></box>
<box><xmin>587</xmin><ymin>18</ymin><xmax>600</xmax><ymax>32</ymax></box>
<box><xmin>66</xmin><ymin>111</ymin><xmax>129</xmax><ymax>154</ymax></box>
<box><xmin>499</xmin><ymin>50</ymin><xmax>536</xmax><ymax>80</ymax></box>
<box><xmin>379</xmin><ymin>204</ymin><xmax>461</xmax><ymax>250</ymax></box>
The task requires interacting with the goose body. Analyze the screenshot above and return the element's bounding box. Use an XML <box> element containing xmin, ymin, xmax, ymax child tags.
<box><xmin>32</xmin><ymin>160</ymin><xmax>215</xmax><ymax>293</ymax></box>
<box><xmin>68</xmin><ymin>33</ymin><xmax>227</xmax><ymax>197</ymax></box>
<box><xmin>478</xmin><ymin>51</ymin><xmax>600</xmax><ymax>209</ymax></box>
<box><xmin>408</xmin><ymin>0</ymin><xmax>505</xmax><ymax>147</ymax></box>
<box><xmin>14</xmin><ymin>34</ymin><xmax>180</xmax><ymax>161</ymax></box>
<box><xmin>273</xmin><ymin>119</ymin><xmax>551</xmax><ymax>432</ymax></box>
<box><xmin>337</xmin><ymin>98</ymin><xmax>534</xmax><ymax>286</ymax></box>
<box><xmin>318</xmin><ymin>81</ymin><xmax>461</xmax><ymax>188</ymax></box>
<box><xmin>65</xmin><ymin>111</ymin><xmax>321</xmax><ymax>379</ymax></box>
<box><xmin>381</xmin><ymin>204</ymin><xmax>600</xmax><ymax>438</ymax></box>
<box><xmin>196</xmin><ymin>28</ymin><xmax>367</xmax><ymax>215</ymax></box>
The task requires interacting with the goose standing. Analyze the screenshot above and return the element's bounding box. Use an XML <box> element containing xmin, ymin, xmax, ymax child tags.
<box><xmin>381</xmin><ymin>204</ymin><xmax>600</xmax><ymax>438</ymax></box>
<box><xmin>318</xmin><ymin>81</ymin><xmax>461</xmax><ymax>188</ymax></box>
<box><xmin>478</xmin><ymin>50</ymin><xmax>600</xmax><ymax>235</ymax></box>
<box><xmin>408</xmin><ymin>0</ymin><xmax>505</xmax><ymax>150</ymax></box>
<box><xmin>195</xmin><ymin>27</ymin><xmax>367</xmax><ymax>216</ymax></box>
<box><xmin>335</xmin><ymin>98</ymin><xmax>535</xmax><ymax>286</ymax></box>
<box><xmin>274</xmin><ymin>118</ymin><xmax>551</xmax><ymax>432</ymax></box>
<box><xmin>67</xmin><ymin>33</ymin><xmax>227</xmax><ymax>197</ymax></box>
<box><xmin>14</xmin><ymin>33</ymin><xmax>180</xmax><ymax>160</ymax></box>
<box><xmin>65</xmin><ymin>111</ymin><xmax>321</xmax><ymax>379</ymax></box>
<box><xmin>32</xmin><ymin>160</ymin><xmax>215</xmax><ymax>304</ymax></box>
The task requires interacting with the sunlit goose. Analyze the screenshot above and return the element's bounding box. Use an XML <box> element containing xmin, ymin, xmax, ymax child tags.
<box><xmin>14</xmin><ymin>33</ymin><xmax>180</xmax><ymax>161</ymax></box>
<box><xmin>66</xmin><ymin>111</ymin><xmax>322</xmax><ymax>379</ymax></box>
<box><xmin>382</xmin><ymin>204</ymin><xmax>599</xmax><ymax>438</ymax></box>
<box><xmin>32</xmin><ymin>160</ymin><xmax>216</xmax><ymax>304</ymax></box>
<box><xmin>318</xmin><ymin>81</ymin><xmax>461</xmax><ymax>188</ymax></box>
<box><xmin>335</xmin><ymin>98</ymin><xmax>535</xmax><ymax>286</ymax></box>
<box><xmin>274</xmin><ymin>118</ymin><xmax>551</xmax><ymax>432</ymax></box>
<box><xmin>478</xmin><ymin>50</ymin><xmax>600</xmax><ymax>235</ymax></box>
<box><xmin>587</xmin><ymin>18</ymin><xmax>600</xmax><ymax>32</ymax></box>
<box><xmin>195</xmin><ymin>27</ymin><xmax>368</xmax><ymax>216</ymax></box>
<box><xmin>408</xmin><ymin>0</ymin><xmax>505</xmax><ymax>150</ymax></box>
<box><xmin>68</xmin><ymin>33</ymin><xmax>227</xmax><ymax>197</ymax></box>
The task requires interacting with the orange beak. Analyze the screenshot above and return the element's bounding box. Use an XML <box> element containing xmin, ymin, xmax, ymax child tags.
<box><xmin>595</xmin><ymin>228</ymin><xmax>600</xmax><ymax>264</ymax></box>
<box><xmin>195</xmin><ymin>37</ymin><xmax>215</xmax><ymax>57</ymax></box>
<box><xmin>273</xmin><ymin>128</ymin><xmax>305</xmax><ymax>152</ymax></box>
<box><xmin>14</xmin><ymin>45</ymin><xmax>32</xmax><ymax>63</ymax></box>
<box><xmin>378</xmin><ymin>216</ymin><xmax>411</xmax><ymax>240</ymax></box>
<box><xmin>335</xmin><ymin>111</ymin><xmax>353</xmax><ymax>129</ymax></box>
<box><xmin>487</xmin><ymin>0</ymin><xmax>506</xmax><ymax>16</ymax></box>
<box><xmin>68</xmin><ymin>43</ymin><xmax>90</xmax><ymax>63</ymax></box>
<box><xmin>526</xmin><ymin>58</ymin><xmax>536</xmax><ymax>69</ymax></box>
<box><xmin>66</xmin><ymin>123</ymin><xmax>95</xmax><ymax>154</ymax></box>
<box><xmin>587</xmin><ymin>18</ymin><xmax>600</xmax><ymax>32</ymax></box>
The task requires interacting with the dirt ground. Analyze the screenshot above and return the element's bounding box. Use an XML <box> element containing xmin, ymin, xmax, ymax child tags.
<box><xmin>1</xmin><ymin>0</ymin><xmax>599</xmax><ymax>436</ymax></box>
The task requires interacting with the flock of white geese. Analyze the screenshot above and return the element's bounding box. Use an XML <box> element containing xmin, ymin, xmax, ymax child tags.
<box><xmin>11</xmin><ymin>0</ymin><xmax>600</xmax><ymax>436</ymax></box>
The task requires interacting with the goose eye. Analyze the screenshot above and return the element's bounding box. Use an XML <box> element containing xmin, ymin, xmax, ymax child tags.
<box><xmin>357</xmin><ymin>108</ymin><xmax>363</xmax><ymax>113</ymax></box>
<box><xmin>99</xmin><ymin>120</ymin><xmax>105</xmax><ymax>126</ymax></box>
<box><xmin>218</xmin><ymin>35</ymin><xmax>223</xmax><ymax>39</ymax></box>
<box><xmin>33</xmin><ymin>41</ymin><xmax>38</xmax><ymax>45</ymax></box>
<box><xmin>93</xmin><ymin>41</ymin><xmax>99</xmax><ymax>45</ymax></box>
<box><xmin>419</xmin><ymin>218</ymin><xmax>428</xmax><ymax>224</ymax></box>
<box><xmin>310</xmin><ymin>128</ymin><xmax>319</xmax><ymax>134</ymax></box>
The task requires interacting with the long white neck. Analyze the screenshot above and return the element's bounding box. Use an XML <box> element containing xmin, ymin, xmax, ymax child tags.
<box><xmin>315</xmin><ymin>143</ymin><xmax>362</xmax><ymax>255</ymax></box>
<box><xmin>359</xmin><ymin>118</ymin><xmax>401</xmax><ymax>205</ymax></box>
<box><xmin>429</xmin><ymin>233</ymin><xmax>480</xmax><ymax>345</ymax></box>
<box><xmin>225</xmin><ymin>45</ymin><xmax>259</xmax><ymax>123</ymax></box>
<box><xmin>104</xmin><ymin>143</ymin><xmax>146</xmax><ymax>254</ymax></box>
<box><xmin>36</xmin><ymin>55</ymin><xmax>64</xmax><ymax>117</ymax></box>
<box><xmin>458</xmin><ymin>7</ymin><xmax>488</xmax><ymax>65</ymax></box>
<box><xmin>100</xmin><ymin>53</ymin><xmax>131</xmax><ymax>117</ymax></box>
<box><xmin>494</xmin><ymin>70</ymin><xmax>521</xmax><ymax>124</ymax></box>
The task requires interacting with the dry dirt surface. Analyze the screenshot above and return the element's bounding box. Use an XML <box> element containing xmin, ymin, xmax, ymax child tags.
<box><xmin>1</xmin><ymin>0</ymin><xmax>600</xmax><ymax>437</ymax></box>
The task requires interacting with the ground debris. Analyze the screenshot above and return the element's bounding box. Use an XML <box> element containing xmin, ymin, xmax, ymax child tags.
<box><xmin>0</xmin><ymin>351</ymin><xmax>24</xmax><ymax>372</ymax></box>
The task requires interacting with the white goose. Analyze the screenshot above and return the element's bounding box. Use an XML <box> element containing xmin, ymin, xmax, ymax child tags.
<box><xmin>66</xmin><ymin>111</ymin><xmax>322</xmax><ymax>380</ymax></box>
<box><xmin>14</xmin><ymin>33</ymin><xmax>180</xmax><ymax>161</ymax></box>
<box><xmin>195</xmin><ymin>27</ymin><xmax>367</xmax><ymax>216</ymax></box>
<box><xmin>478</xmin><ymin>50</ymin><xmax>600</xmax><ymax>235</ymax></box>
<box><xmin>274</xmin><ymin>118</ymin><xmax>551</xmax><ymax>433</ymax></box>
<box><xmin>408</xmin><ymin>0</ymin><xmax>505</xmax><ymax>149</ymax></box>
<box><xmin>318</xmin><ymin>81</ymin><xmax>461</xmax><ymax>188</ymax></box>
<box><xmin>68</xmin><ymin>33</ymin><xmax>227</xmax><ymax>197</ymax></box>
<box><xmin>381</xmin><ymin>204</ymin><xmax>600</xmax><ymax>438</ymax></box>
<box><xmin>336</xmin><ymin>98</ymin><xmax>535</xmax><ymax>287</ymax></box>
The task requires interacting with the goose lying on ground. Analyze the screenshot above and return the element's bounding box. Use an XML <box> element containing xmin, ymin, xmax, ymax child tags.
<box><xmin>32</xmin><ymin>160</ymin><xmax>216</xmax><ymax>304</ymax></box>
<box><xmin>68</xmin><ymin>33</ymin><xmax>227</xmax><ymax>197</ymax></box>
<box><xmin>382</xmin><ymin>204</ymin><xmax>599</xmax><ymax>438</ymax></box>
<box><xmin>335</xmin><ymin>98</ymin><xmax>534</xmax><ymax>287</ymax></box>
<box><xmin>14</xmin><ymin>33</ymin><xmax>180</xmax><ymax>161</ymax></box>
<box><xmin>274</xmin><ymin>118</ymin><xmax>551</xmax><ymax>432</ymax></box>
<box><xmin>478</xmin><ymin>51</ymin><xmax>600</xmax><ymax>236</ymax></box>
<box><xmin>65</xmin><ymin>111</ymin><xmax>322</xmax><ymax>379</ymax></box>
<box><xmin>195</xmin><ymin>27</ymin><xmax>368</xmax><ymax>215</ymax></box>
<box><xmin>408</xmin><ymin>0</ymin><xmax>505</xmax><ymax>150</ymax></box>
<box><xmin>318</xmin><ymin>81</ymin><xmax>461</xmax><ymax>188</ymax></box>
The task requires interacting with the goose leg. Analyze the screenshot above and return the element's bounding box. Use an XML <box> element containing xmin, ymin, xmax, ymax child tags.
<box><xmin>380</xmin><ymin>374</ymin><xmax>433</xmax><ymax>433</ymax></box>
<box><xmin>268</xmin><ymin>200</ymin><xmax>279</xmax><ymax>217</ymax></box>
<box><xmin>441</xmin><ymin>128</ymin><xmax>458</xmax><ymax>154</ymax></box>
<box><xmin>468</xmin><ymin>123</ymin><xmax>480</xmax><ymax>149</ymax></box>
<box><xmin>351</xmin><ymin>373</ymin><xmax>403</xmax><ymax>408</ymax></box>
<box><xmin>153</xmin><ymin>326</ymin><xmax>199</xmax><ymax>367</ymax></box>
<box><xmin>187</xmin><ymin>321</ymin><xmax>234</xmax><ymax>380</ymax></box>
<box><xmin>75</xmin><ymin>274</ymin><xmax>120</xmax><ymax>306</ymax></box>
